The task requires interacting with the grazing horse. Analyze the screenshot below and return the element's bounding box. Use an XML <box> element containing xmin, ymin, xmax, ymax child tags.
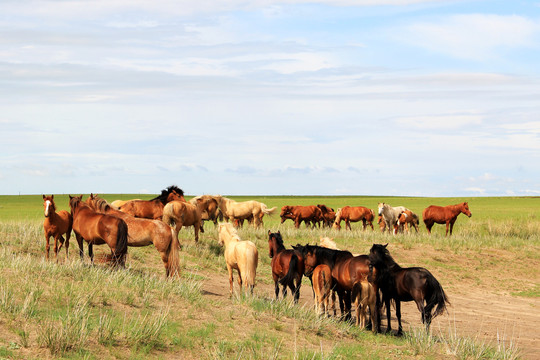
<box><xmin>268</xmin><ymin>231</ymin><xmax>305</xmax><ymax>303</ymax></box>
<box><xmin>162</xmin><ymin>198</ymin><xmax>210</xmax><ymax>243</ymax></box>
<box><xmin>294</xmin><ymin>244</ymin><xmax>378</xmax><ymax>331</ymax></box>
<box><xmin>332</xmin><ymin>206</ymin><xmax>374</xmax><ymax>231</ymax></box>
<box><xmin>312</xmin><ymin>264</ymin><xmax>335</xmax><ymax>316</ymax></box>
<box><xmin>86</xmin><ymin>194</ymin><xmax>180</xmax><ymax>277</ymax></box>
<box><xmin>368</xmin><ymin>243</ymin><xmax>449</xmax><ymax>335</ymax></box>
<box><xmin>394</xmin><ymin>210</ymin><xmax>420</xmax><ymax>235</ymax></box>
<box><xmin>118</xmin><ymin>185</ymin><xmax>185</xmax><ymax>220</ymax></box>
<box><xmin>423</xmin><ymin>202</ymin><xmax>472</xmax><ymax>236</ymax></box>
<box><xmin>317</xmin><ymin>204</ymin><xmax>336</xmax><ymax>227</ymax></box>
<box><xmin>43</xmin><ymin>195</ymin><xmax>74</xmax><ymax>262</ymax></box>
<box><xmin>189</xmin><ymin>195</ymin><xmax>221</xmax><ymax>227</ymax></box>
<box><xmin>218</xmin><ymin>223</ymin><xmax>258</xmax><ymax>297</ymax></box>
<box><xmin>214</xmin><ymin>196</ymin><xmax>276</xmax><ymax>227</ymax></box>
<box><xmin>69</xmin><ymin>195</ymin><xmax>128</xmax><ymax>267</ymax></box>
<box><xmin>378</xmin><ymin>203</ymin><xmax>408</xmax><ymax>234</ymax></box>
<box><xmin>280</xmin><ymin>205</ymin><xmax>322</xmax><ymax>229</ymax></box>
<box><xmin>378</xmin><ymin>215</ymin><xmax>386</xmax><ymax>232</ymax></box>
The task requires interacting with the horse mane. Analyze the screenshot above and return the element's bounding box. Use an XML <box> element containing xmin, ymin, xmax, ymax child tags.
<box><xmin>90</xmin><ymin>195</ymin><xmax>112</xmax><ymax>213</ymax></box>
<box><xmin>305</xmin><ymin>244</ymin><xmax>353</xmax><ymax>268</ymax></box>
<box><xmin>150</xmin><ymin>185</ymin><xmax>184</xmax><ymax>204</ymax></box>
<box><xmin>269</xmin><ymin>231</ymin><xmax>286</xmax><ymax>251</ymax></box>
<box><xmin>219</xmin><ymin>222</ymin><xmax>240</xmax><ymax>241</ymax></box>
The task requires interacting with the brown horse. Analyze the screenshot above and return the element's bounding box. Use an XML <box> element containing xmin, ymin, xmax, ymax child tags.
<box><xmin>317</xmin><ymin>204</ymin><xmax>336</xmax><ymax>227</ymax></box>
<box><xmin>43</xmin><ymin>195</ymin><xmax>74</xmax><ymax>262</ymax></box>
<box><xmin>422</xmin><ymin>202</ymin><xmax>471</xmax><ymax>236</ymax></box>
<box><xmin>369</xmin><ymin>244</ymin><xmax>449</xmax><ymax>334</ymax></box>
<box><xmin>294</xmin><ymin>244</ymin><xmax>379</xmax><ymax>331</ymax></box>
<box><xmin>162</xmin><ymin>198</ymin><xmax>210</xmax><ymax>243</ymax></box>
<box><xmin>69</xmin><ymin>195</ymin><xmax>128</xmax><ymax>267</ymax></box>
<box><xmin>118</xmin><ymin>185</ymin><xmax>185</xmax><ymax>220</ymax></box>
<box><xmin>312</xmin><ymin>264</ymin><xmax>335</xmax><ymax>316</ymax></box>
<box><xmin>189</xmin><ymin>195</ymin><xmax>221</xmax><ymax>227</ymax></box>
<box><xmin>86</xmin><ymin>195</ymin><xmax>180</xmax><ymax>277</ymax></box>
<box><xmin>332</xmin><ymin>206</ymin><xmax>374</xmax><ymax>230</ymax></box>
<box><xmin>280</xmin><ymin>205</ymin><xmax>322</xmax><ymax>228</ymax></box>
<box><xmin>268</xmin><ymin>231</ymin><xmax>305</xmax><ymax>303</ymax></box>
<box><xmin>393</xmin><ymin>210</ymin><xmax>420</xmax><ymax>234</ymax></box>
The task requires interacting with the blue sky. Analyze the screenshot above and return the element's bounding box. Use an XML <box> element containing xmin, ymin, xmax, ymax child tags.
<box><xmin>1</xmin><ymin>0</ymin><xmax>539</xmax><ymax>196</ymax></box>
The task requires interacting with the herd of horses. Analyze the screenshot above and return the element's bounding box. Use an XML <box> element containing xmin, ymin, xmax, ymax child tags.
<box><xmin>41</xmin><ymin>186</ymin><xmax>469</xmax><ymax>334</ymax></box>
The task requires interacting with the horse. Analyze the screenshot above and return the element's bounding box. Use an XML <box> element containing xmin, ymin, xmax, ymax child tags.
<box><xmin>86</xmin><ymin>194</ymin><xmax>180</xmax><ymax>277</ymax></box>
<box><xmin>110</xmin><ymin>199</ymin><xmax>141</xmax><ymax>209</ymax></box>
<box><xmin>317</xmin><ymin>204</ymin><xmax>336</xmax><ymax>227</ymax></box>
<box><xmin>377</xmin><ymin>215</ymin><xmax>386</xmax><ymax>232</ymax></box>
<box><xmin>312</xmin><ymin>264</ymin><xmax>335</xmax><ymax>316</ymax></box>
<box><xmin>279</xmin><ymin>205</ymin><xmax>322</xmax><ymax>229</ymax></box>
<box><xmin>267</xmin><ymin>231</ymin><xmax>305</xmax><ymax>303</ymax></box>
<box><xmin>394</xmin><ymin>210</ymin><xmax>420</xmax><ymax>235</ymax></box>
<box><xmin>218</xmin><ymin>223</ymin><xmax>258</xmax><ymax>297</ymax></box>
<box><xmin>332</xmin><ymin>206</ymin><xmax>374</xmax><ymax>231</ymax></box>
<box><xmin>352</xmin><ymin>279</ymin><xmax>377</xmax><ymax>329</ymax></box>
<box><xmin>69</xmin><ymin>195</ymin><xmax>128</xmax><ymax>267</ymax></box>
<box><xmin>162</xmin><ymin>197</ymin><xmax>210</xmax><ymax>243</ymax></box>
<box><xmin>118</xmin><ymin>185</ymin><xmax>185</xmax><ymax>220</ymax></box>
<box><xmin>368</xmin><ymin>243</ymin><xmax>449</xmax><ymax>335</ymax></box>
<box><xmin>293</xmin><ymin>244</ymin><xmax>378</xmax><ymax>331</ymax></box>
<box><xmin>319</xmin><ymin>236</ymin><xmax>339</xmax><ymax>250</ymax></box>
<box><xmin>189</xmin><ymin>195</ymin><xmax>221</xmax><ymax>227</ymax></box>
<box><xmin>378</xmin><ymin>203</ymin><xmax>409</xmax><ymax>234</ymax></box>
<box><xmin>214</xmin><ymin>196</ymin><xmax>276</xmax><ymax>227</ymax></box>
<box><xmin>43</xmin><ymin>195</ymin><xmax>74</xmax><ymax>262</ymax></box>
<box><xmin>422</xmin><ymin>202</ymin><xmax>472</xmax><ymax>236</ymax></box>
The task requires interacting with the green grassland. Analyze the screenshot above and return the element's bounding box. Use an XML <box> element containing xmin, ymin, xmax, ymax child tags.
<box><xmin>0</xmin><ymin>194</ymin><xmax>538</xmax><ymax>359</ymax></box>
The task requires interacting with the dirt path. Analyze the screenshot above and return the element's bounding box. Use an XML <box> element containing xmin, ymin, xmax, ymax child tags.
<box><xmin>195</xmin><ymin>267</ymin><xmax>540</xmax><ymax>359</ymax></box>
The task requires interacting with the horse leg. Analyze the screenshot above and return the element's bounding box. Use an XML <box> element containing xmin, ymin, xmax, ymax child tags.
<box><xmin>88</xmin><ymin>243</ymin><xmax>94</xmax><ymax>265</ymax></box>
<box><xmin>53</xmin><ymin>235</ymin><xmax>59</xmax><ymax>263</ymax></box>
<box><xmin>346</xmin><ymin>220</ymin><xmax>351</xmax><ymax>231</ymax></box>
<box><xmin>274</xmin><ymin>280</ymin><xmax>280</xmax><ymax>300</ymax></box>
<box><xmin>331</xmin><ymin>290</ymin><xmax>337</xmax><ymax>316</ymax></box>
<box><xmin>449</xmin><ymin>219</ymin><xmax>456</xmax><ymax>236</ymax></box>
<box><xmin>384</xmin><ymin>298</ymin><xmax>392</xmax><ymax>333</ymax></box>
<box><xmin>395</xmin><ymin>300</ymin><xmax>403</xmax><ymax>336</ymax></box>
<box><xmin>294</xmin><ymin>276</ymin><xmax>302</xmax><ymax>304</ymax></box>
<box><xmin>44</xmin><ymin>234</ymin><xmax>50</xmax><ymax>260</ymax></box>
<box><xmin>237</xmin><ymin>270</ymin><xmax>243</xmax><ymax>295</ymax></box>
<box><xmin>194</xmin><ymin>222</ymin><xmax>199</xmax><ymax>242</ymax></box>
<box><xmin>445</xmin><ymin>221</ymin><xmax>450</xmax><ymax>236</ymax></box>
<box><xmin>227</xmin><ymin>265</ymin><xmax>234</xmax><ymax>298</ymax></box>
<box><xmin>425</xmin><ymin>222</ymin><xmax>433</xmax><ymax>235</ymax></box>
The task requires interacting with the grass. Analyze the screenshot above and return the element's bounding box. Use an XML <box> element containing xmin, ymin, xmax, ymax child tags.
<box><xmin>0</xmin><ymin>194</ymin><xmax>538</xmax><ymax>358</ymax></box>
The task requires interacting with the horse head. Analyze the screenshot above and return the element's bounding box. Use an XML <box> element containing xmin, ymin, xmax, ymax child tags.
<box><xmin>43</xmin><ymin>195</ymin><xmax>55</xmax><ymax>217</ymax></box>
<box><xmin>68</xmin><ymin>195</ymin><xmax>84</xmax><ymax>213</ymax></box>
<box><xmin>368</xmin><ymin>243</ymin><xmax>390</xmax><ymax>267</ymax></box>
<box><xmin>267</xmin><ymin>230</ymin><xmax>283</xmax><ymax>258</ymax></box>
<box><xmin>461</xmin><ymin>202</ymin><xmax>472</xmax><ymax>217</ymax></box>
<box><xmin>377</xmin><ymin>203</ymin><xmax>385</xmax><ymax>216</ymax></box>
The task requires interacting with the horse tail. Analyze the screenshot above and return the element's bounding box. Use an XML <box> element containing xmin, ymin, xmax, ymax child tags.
<box><xmin>243</xmin><ymin>245</ymin><xmax>258</xmax><ymax>290</ymax></box>
<box><xmin>425</xmin><ymin>272</ymin><xmax>450</xmax><ymax>319</ymax></box>
<box><xmin>162</xmin><ymin>202</ymin><xmax>176</xmax><ymax>228</ymax></box>
<box><xmin>165</xmin><ymin>226</ymin><xmax>181</xmax><ymax>278</ymax></box>
<box><xmin>279</xmin><ymin>253</ymin><xmax>299</xmax><ymax>286</ymax></box>
<box><xmin>261</xmin><ymin>203</ymin><xmax>277</xmax><ymax>215</ymax></box>
<box><xmin>114</xmin><ymin>219</ymin><xmax>128</xmax><ymax>267</ymax></box>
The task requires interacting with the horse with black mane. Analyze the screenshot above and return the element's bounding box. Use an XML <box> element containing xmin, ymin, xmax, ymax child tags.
<box><xmin>268</xmin><ymin>231</ymin><xmax>305</xmax><ymax>303</ymax></box>
<box><xmin>118</xmin><ymin>185</ymin><xmax>185</xmax><ymax>220</ymax></box>
<box><xmin>368</xmin><ymin>243</ymin><xmax>449</xmax><ymax>335</ymax></box>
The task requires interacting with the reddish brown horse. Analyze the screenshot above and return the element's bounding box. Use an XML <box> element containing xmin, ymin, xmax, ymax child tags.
<box><xmin>369</xmin><ymin>244</ymin><xmax>449</xmax><ymax>334</ymax></box>
<box><xmin>280</xmin><ymin>205</ymin><xmax>322</xmax><ymax>228</ymax></box>
<box><xmin>294</xmin><ymin>244</ymin><xmax>379</xmax><ymax>331</ymax></box>
<box><xmin>332</xmin><ymin>206</ymin><xmax>374</xmax><ymax>230</ymax></box>
<box><xmin>69</xmin><ymin>195</ymin><xmax>128</xmax><ymax>267</ymax></box>
<box><xmin>118</xmin><ymin>185</ymin><xmax>185</xmax><ymax>220</ymax></box>
<box><xmin>268</xmin><ymin>231</ymin><xmax>305</xmax><ymax>303</ymax></box>
<box><xmin>43</xmin><ymin>195</ymin><xmax>74</xmax><ymax>262</ymax></box>
<box><xmin>317</xmin><ymin>204</ymin><xmax>336</xmax><ymax>227</ymax></box>
<box><xmin>394</xmin><ymin>210</ymin><xmax>420</xmax><ymax>234</ymax></box>
<box><xmin>422</xmin><ymin>202</ymin><xmax>471</xmax><ymax>236</ymax></box>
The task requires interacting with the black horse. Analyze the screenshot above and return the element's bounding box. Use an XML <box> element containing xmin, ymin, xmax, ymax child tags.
<box><xmin>368</xmin><ymin>243</ymin><xmax>449</xmax><ymax>335</ymax></box>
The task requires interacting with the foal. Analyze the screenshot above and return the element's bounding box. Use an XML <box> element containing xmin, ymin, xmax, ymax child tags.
<box><xmin>43</xmin><ymin>195</ymin><xmax>73</xmax><ymax>262</ymax></box>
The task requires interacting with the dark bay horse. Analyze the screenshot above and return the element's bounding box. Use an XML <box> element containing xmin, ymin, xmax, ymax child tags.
<box><xmin>118</xmin><ymin>185</ymin><xmax>185</xmax><ymax>220</ymax></box>
<box><xmin>86</xmin><ymin>194</ymin><xmax>180</xmax><ymax>277</ymax></box>
<box><xmin>294</xmin><ymin>244</ymin><xmax>379</xmax><ymax>331</ymax></box>
<box><xmin>43</xmin><ymin>195</ymin><xmax>74</xmax><ymax>262</ymax></box>
<box><xmin>368</xmin><ymin>244</ymin><xmax>449</xmax><ymax>335</ymax></box>
<box><xmin>422</xmin><ymin>202</ymin><xmax>471</xmax><ymax>236</ymax></box>
<box><xmin>69</xmin><ymin>195</ymin><xmax>128</xmax><ymax>267</ymax></box>
<box><xmin>268</xmin><ymin>231</ymin><xmax>305</xmax><ymax>303</ymax></box>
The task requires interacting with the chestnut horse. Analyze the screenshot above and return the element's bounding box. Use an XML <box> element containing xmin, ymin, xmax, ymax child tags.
<box><xmin>317</xmin><ymin>204</ymin><xmax>336</xmax><ymax>227</ymax></box>
<box><xmin>218</xmin><ymin>223</ymin><xmax>258</xmax><ymax>297</ymax></box>
<box><xmin>162</xmin><ymin>198</ymin><xmax>209</xmax><ymax>243</ymax></box>
<box><xmin>294</xmin><ymin>244</ymin><xmax>378</xmax><ymax>331</ymax></box>
<box><xmin>312</xmin><ymin>264</ymin><xmax>335</xmax><ymax>316</ymax></box>
<box><xmin>393</xmin><ymin>210</ymin><xmax>420</xmax><ymax>235</ymax></box>
<box><xmin>86</xmin><ymin>195</ymin><xmax>180</xmax><ymax>277</ymax></box>
<box><xmin>189</xmin><ymin>195</ymin><xmax>221</xmax><ymax>227</ymax></box>
<box><xmin>69</xmin><ymin>195</ymin><xmax>128</xmax><ymax>267</ymax></box>
<box><xmin>118</xmin><ymin>185</ymin><xmax>185</xmax><ymax>220</ymax></box>
<box><xmin>267</xmin><ymin>231</ymin><xmax>305</xmax><ymax>303</ymax></box>
<box><xmin>423</xmin><ymin>202</ymin><xmax>472</xmax><ymax>236</ymax></box>
<box><xmin>43</xmin><ymin>195</ymin><xmax>74</xmax><ymax>262</ymax></box>
<box><xmin>369</xmin><ymin>244</ymin><xmax>449</xmax><ymax>334</ymax></box>
<box><xmin>280</xmin><ymin>205</ymin><xmax>322</xmax><ymax>229</ymax></box>
<box><xmin>332</xmin><ymin>206</ymin><xmax>374</xmax><ymax>231</ymax></box>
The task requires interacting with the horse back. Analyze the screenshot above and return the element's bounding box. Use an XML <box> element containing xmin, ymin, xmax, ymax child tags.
<box><xmin>394</xmin><ymin>267</ymin><xmax>430</xmax><ymax>301</ymax></box>
<box><xmin>423</xmin><ymin>205</ymin><xmax>453</xmax><ymax>223</ymax></box>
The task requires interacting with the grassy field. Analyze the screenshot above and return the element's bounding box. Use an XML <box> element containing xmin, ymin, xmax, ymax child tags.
<box><xmin>0</xmin><ymin>194</ymin><xmax>538</xmax><ymax>359</ymax></box>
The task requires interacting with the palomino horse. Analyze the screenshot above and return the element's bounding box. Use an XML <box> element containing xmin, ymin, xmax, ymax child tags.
<box><xmin>312</xmin><ymin>264</ymin><xmax>335</xmax><ymax>316</ymax></box>
<box><xmin>162</xmin><ymin>198</ymin><xmax>210</xmax><ymax>243</ymax></box>
<box><xmin>294</xmin><ymin>244</ymin><xmax>378</xmax><ymax>331</ymax></box>
<box><xmin>215</xmin><ymin>196</ymin><xmax>276</xmax><ymax>228</ymax></box>
<box><xmin>332</xmin><ymin>206</ymin><xmax>374</xmax><ymax>231</ymax></box>
<box><xmin>218</xmin><ymin>223</ymin><xmax>258</xmax><ymax>297</ymax></box>
<box><xmin>267</xmin><ymin>231</ymin><xmax>305</xmax><ymax>303</ymax></box>
<box><xmin>118</xmin><ymin>185</ymin><xmax>185</xmax><ymax>220</ymax></box>
<box><xmin>317</xmin><ymin>204</ymin><xmax>336</xmax><ymax>227</ymax></box>
<box><xmin>394</xmin><ymin>210</ymin><xmax>420</xmax><ymax>235</ymax></box>
<box><xmin>369</xmin><ymin>244</ymin><xmax>449</xmax><ymax>334</ymax></box>
<box><xmin>189</xmin><ymin>195</ymin><xmax>221</xmax><ymax>227</ymax></box>
<box><xmin>280</xmin><ymin>205</ymin><xmax>322</xmax><ymax>228</ymax></box>
<box><xmin>43</xmin><ymin>195</ymin><xmax>74</xmax><ymax>262</ymax></box>
<box><xmin>86</xmin><ymin>195</ymin><xmax>180</xmax><ymax>277</ymax></box>
<box><xmin>422</xmin><ymin>202</ymin><xmax>472</xmax><ymax>236</ymax></box>
<box><xmin>69</xmin><ymin>195</ymin><xmax>128</xmax><ymax>267</ymax></box>
<box><xmin>353</xmin><ymin>279</ymin><xmax>377</xmax><ymax>329</ymax></box>
<box><xmin>378</xmin><ymin>203</ymin><xmax>408</xmax><ymax>234</ymax></box>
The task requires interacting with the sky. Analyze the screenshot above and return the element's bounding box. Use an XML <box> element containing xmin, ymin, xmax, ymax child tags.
<box><xmin>1</xmin><ymin>0</ymin><xmax>540</xmax><ymax>197</ymax></box>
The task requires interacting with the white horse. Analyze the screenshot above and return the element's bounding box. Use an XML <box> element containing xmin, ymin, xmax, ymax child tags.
<box><xmin>214</xmin><ymin>195</ymin><xmax>276</xmax><ymax>227</ymax></box>
<box><xmin>377</xmin><ymin>203</ymin><xmax>409</xmax><ymax>234</ymax></box>
<box><xmin>218</xmin><ymin>223</ymin><xmax>258</xmax><ymax>297</ymax></box>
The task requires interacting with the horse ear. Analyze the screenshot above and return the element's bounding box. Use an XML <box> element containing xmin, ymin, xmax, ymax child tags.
<box><xmin>277</xmin><ymin>230</ymin><xmax>280</xmax><ymax>235</ymax></box>
<box><xmin>43</xmin><ymin>194</ymin><xmax>46</xmax><ymax>199</ymax></box>
<box><xmin>384</xmin><ymin>243</ymin><xmax>388</xmax><ymax>248</ymax></box>
<box><xmin>51</xmin><ymin>194</ymin><xmax>54</xmax><ymax>199</ymax></box>
<box><xmin>69</xmin><ymin>195</ymin><xmax>72</xmax><ymax>199</ymax></box>
<box><xmin>268</xmin><ymin>230</ymin><xmax>271</xmax><ymax>235</ymax></box>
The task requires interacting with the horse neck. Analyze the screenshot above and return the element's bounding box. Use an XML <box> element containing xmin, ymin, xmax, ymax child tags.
<box><xmin>450</xmin><ymin>204</ymin><xmax>464</xmax><ymax>216</ymax></box>
<box><xmin>272</xmin><ymin>239</ymin><xmax>285</xmax><ymax>254</ymax></box>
